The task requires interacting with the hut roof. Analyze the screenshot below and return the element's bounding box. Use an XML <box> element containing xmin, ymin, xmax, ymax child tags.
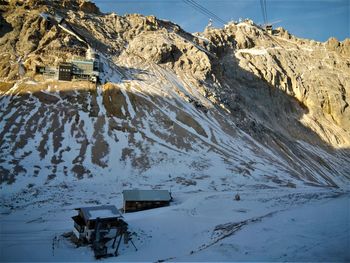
<box><xmin>76</xmin><ymin>205</ymin><xmax>122</xmax><ymax>222</ymax></box>
<box><xmin>123</xmin><ymin>190</ymin><xmax>171</xmax><ymax>202</ymax></box>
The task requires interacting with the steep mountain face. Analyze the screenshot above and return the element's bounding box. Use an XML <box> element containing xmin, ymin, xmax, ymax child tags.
<box><xmin>0</xmin><ymin>0</ymin><xmax>349</xmax><ymax>191</ymax></box>
<box><xmin>202</xmin><ymin>23</ymin><xmax>350</xmax><ymax>146</ymax></box>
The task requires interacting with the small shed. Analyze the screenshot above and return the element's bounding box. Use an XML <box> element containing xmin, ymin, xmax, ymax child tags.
<box><xmin>123</xmin><ymin>190</ymin><xmax>172</xmax><ymax>213</ymax></box>
<box><xmin>72</xmin><ymin>205</ymin><xmax>124</xmax><ymax>242</ymax></box>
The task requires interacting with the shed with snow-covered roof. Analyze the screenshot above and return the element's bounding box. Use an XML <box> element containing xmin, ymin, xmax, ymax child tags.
<box><xmin>123</xmin><ymin>190</ymin><xmax>172</xmax><ymax>213</ymax></box>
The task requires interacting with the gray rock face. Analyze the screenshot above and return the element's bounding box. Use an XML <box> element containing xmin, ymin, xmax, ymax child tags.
<box><xmin>126</xmin><ymin>32</ymin><xmax>179</xmax><ymax>64</ymax></box>
<box><xmin>202</xmin><ymin>22</ymin><xmax>350</xmax><ymax>147</ymax></box>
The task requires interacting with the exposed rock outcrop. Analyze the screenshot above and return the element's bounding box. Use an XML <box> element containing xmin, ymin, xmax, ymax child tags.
<box><xmin>201</xmin><ymin>22</ymin><xmax>350</xmax><ymax>147</ymax></box>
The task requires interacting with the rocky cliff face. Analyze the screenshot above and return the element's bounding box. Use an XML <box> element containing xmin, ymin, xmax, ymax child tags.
<box><xmin>201</xmin><ymin>21</ymin><xmax>350</xmax><ymax>148</ymax></box>
<box><xmin>0</xmin><ymin>0</ymin><xmax>349</xmax><ymax>190</ymax></box>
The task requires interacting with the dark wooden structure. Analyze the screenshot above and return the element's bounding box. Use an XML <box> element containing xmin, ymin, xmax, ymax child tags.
<box><xmin>58</xmin><ymin>63</ymin><xmax>72</xmax><ymax>81</ymax></box>
<box><xmin>123</xmin><ymin>190</ymin><xmax>172</xmax><ymax>213</ymax></box>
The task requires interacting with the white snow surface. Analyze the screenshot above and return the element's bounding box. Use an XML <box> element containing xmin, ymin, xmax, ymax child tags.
<box><xmin>236</xmin><ymin>48</ymin><xmax>268</xmax><ymax>55</ymax></box>
<box><xmin>88</xmin><ymin>209</ymin><xmax>118</xmax><ymax>220</ymax></box>
<box><xmin>0</xmin><ymin>183</ymin><xmax>349</xmax><ymax>262</ymax></box>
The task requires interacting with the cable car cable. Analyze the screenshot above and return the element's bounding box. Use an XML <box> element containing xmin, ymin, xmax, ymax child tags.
<box><xmin>182</xmin><ymin>0</ymin><xmax>227</xmax><ymax>25</ymax></box>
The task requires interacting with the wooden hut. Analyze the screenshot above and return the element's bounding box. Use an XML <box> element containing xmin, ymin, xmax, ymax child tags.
<box><xmin>123</xmin><ymin>190</ymin><xmax>172</xmax><ymax>213</ymax></box>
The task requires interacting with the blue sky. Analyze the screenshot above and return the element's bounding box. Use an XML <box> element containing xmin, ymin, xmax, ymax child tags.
<box><xmin>94</xmin><ymin>0</ymin><xmax>349</xmax><ymax>42</ymax></box>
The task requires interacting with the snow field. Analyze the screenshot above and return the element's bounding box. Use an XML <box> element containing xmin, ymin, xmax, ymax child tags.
<box><xmin>1</xmin><ymin>182</ymin><xmax>348</xmax><ymax>262</ymax></box>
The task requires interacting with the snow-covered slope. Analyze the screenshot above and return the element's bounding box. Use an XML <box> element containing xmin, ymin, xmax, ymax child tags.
<box><xmin>1</xmin><ymin>58</ymin><xmax>349</xmax><ymax>191</ymax></box>
<box><xmin>1</xmin><ymin>183</ymin><xmax>349</xmax><ymax>261</ymax></box>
